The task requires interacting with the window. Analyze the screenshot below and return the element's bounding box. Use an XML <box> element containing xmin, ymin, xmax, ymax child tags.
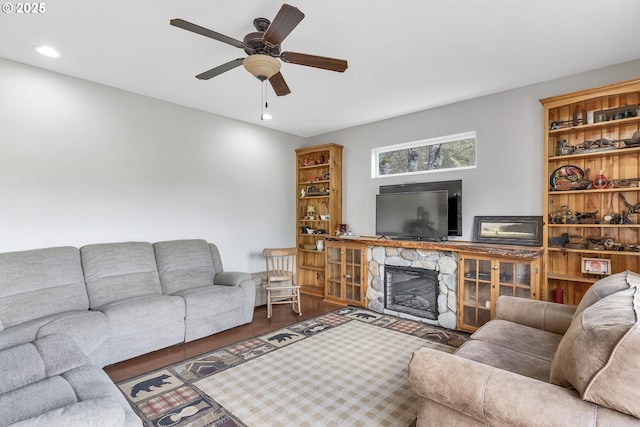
<box><xmin>372</xmin><ymin>131</ymin><xmax>476</xmax><ymax>178</ymax></box>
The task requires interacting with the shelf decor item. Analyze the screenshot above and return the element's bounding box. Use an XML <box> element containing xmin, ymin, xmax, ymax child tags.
<box><xmin>592</xmin><ymin>170</ymin><xmax>609</xmax><ymax>189</ymax></box>
<box><xmin>472</xmin><ymin>216</ymin><xmax>543</xmax><ymax>247</ymax></box>
<box><xmin>549</xmin><ymin>165</ymin><xmax>585</xmax><ymax>191</ymax></box>
<box><xmin>581</xmin><ymin>257</ymin><xmax>611</xmax><ymax>275</ymax></box>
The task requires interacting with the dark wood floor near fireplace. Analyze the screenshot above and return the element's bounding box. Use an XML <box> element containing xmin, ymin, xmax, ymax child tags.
<box><xmin>105</xmin><ymin>295</ymin><xmax>342</xmax><ymax>383</ymax></box>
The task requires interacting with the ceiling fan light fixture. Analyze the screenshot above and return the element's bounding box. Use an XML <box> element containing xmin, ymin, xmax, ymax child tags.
<box><xmin>243</xmin><ymin>54</ymin><xmax>280</xmax><ymax>81</ymax></box>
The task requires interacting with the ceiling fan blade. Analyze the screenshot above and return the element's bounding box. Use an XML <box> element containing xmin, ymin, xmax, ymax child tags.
<box><xmin>280</xmin><ymin>52</ymin><xmax>348</xmax><ymax>72</ymax></box>
<box><xmin>263</xmin><ymin>4</ymin><xmax>305</xmax><ymax>46</ymax></box>
<box><xmin>170</xmin><ymin>18</ymin><xmax>244</xmax><ymax>49</ymax></box>
<box><xmin>196</xmin><ymin>58</ymin><xmax>244</xmax><ymax>80</ymax></box>
<box><xmin>269</xmin><ymin>72</ymin><xmax>291</xmax><ymax>96</ymax></box>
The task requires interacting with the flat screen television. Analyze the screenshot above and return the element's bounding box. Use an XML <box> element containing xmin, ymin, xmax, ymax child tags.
<box><xmin>379</xmin><ymin>180</ymin><xmax>462</xmax><ymax>236</ymax></box>
<box><xmin>376</xmin><ymin>190</ymin><xmax>449</xmax><ymax>241</ymax></box>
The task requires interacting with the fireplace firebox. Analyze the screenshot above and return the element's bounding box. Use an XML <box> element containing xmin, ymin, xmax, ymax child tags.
<box><xmin>384</xmin><ymin>265</ymin><xmax>438</xmax><ymax>320</ymax></box>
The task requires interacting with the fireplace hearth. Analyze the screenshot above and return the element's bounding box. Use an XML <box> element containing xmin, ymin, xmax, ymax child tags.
<box><xmin>384</xmin><ymin>265</ymin><xmax>438</xmax><ymax>320</ymax></box>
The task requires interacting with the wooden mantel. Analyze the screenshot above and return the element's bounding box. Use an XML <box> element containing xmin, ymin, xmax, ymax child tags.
<box><xmin>326</xmin><ymin>236</ymin><xmax>543</xmax><ymax>259</ymax></box>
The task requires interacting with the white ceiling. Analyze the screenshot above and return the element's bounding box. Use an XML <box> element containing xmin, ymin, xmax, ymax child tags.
<box><xmin>2</xmin><ymin>0</ymin><xmax>639</xmax><ymax>137</ymax></box>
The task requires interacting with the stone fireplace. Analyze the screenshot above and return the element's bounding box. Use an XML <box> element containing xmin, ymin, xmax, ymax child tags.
<box><xmin>366</xmin><ymin>246</ymin><xmax>457</xmax><ymax>330</ymax></box>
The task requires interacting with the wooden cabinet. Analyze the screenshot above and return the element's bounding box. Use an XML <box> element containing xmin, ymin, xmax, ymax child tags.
<box><xmin>325</xmin><ymin>240</ymin><xmax>367</xmax><ymax>306</ymax></box>
<box><xmin>541</xmin><ymin>79</ymin><xmax>640</xmax><ymax>304</ymax></box>
<box><xmin>457</xmin><ymin>253</ymin><xmax>540</xmax><ymax>332</ymax></box>
<box><xmin>295</xmin><ymin>144</ymin><xmax>343</xmax><ymax>296</ymax></box>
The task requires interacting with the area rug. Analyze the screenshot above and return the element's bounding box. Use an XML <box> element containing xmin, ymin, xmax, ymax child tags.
<box><xmin>117</xmin><ymin>307</ymin><xmax>468</xmax><ymax>427</ymax></box>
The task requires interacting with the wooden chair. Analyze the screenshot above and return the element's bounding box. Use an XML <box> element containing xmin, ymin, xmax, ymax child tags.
<box><xmin>263</xmin><ymin>248</ymin><xmax>301</xmax><ymax>319</ymax></box>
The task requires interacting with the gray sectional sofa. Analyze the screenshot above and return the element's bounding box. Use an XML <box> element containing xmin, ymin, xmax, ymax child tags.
<box><xmin>0</xmin><ymin>239</ymin><xmax>256</xmax><ymax>426</ymax></box>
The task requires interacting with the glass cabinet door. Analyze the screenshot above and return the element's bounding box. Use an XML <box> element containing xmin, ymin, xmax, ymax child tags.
<box><xmin>326</xmin><ymin>246</ymin><xmax>342</xmax><ymax>299</ymax></box>
<box><xmin>461</xmin><ymin>257</ymin><xmax>492</xmax><ymax>330</ymax></box>
<box><xmin>344</xmin><ymin>246</ymin><xmax>362</xmax><ymax>302</ymax></box>
<box><xmin>324</xmin><ymin>242</ymin><xmax>367</xmax><ymax>306</ymax></box>
<box><xmin>459</xmin><ymin>255</ymin><xmax>539</xmax><ymax>332</ymax></box>
<box><xmin>499</xmin><ymin>261</ymin><xmax>533</xmax><ymax>299</ymax></box>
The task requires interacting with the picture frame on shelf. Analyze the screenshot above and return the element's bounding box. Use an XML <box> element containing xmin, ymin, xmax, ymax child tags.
<box><xmin>581</xmin><ymin>257</ymin><xmax>611</xmax><ymax>275</ymax></box>
<box><xmin>473</xmin><ymin>216</ymin><xmax>543</xmax><ymax>247</ymax></box>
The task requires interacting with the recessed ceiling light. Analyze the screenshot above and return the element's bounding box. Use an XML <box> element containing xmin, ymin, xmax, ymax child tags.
<box><xmin>36</xmin><ymin>46</ymin><xmax>60</xmax><ymax>58</ymax></box>
<box><xmin>261</xmin><ymin>113</ymin><xmax>272</xmax><ymax>121</ymax></box>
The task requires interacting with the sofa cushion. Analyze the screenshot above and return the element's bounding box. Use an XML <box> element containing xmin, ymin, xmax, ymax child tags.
<box><xmin>81</xmin><ymin>242</ymin><xmax>162</xmax><ymax>308</ymax></box>
<box><xmin>573</xmin><ymin>270</ymin><xmax>640</xmax><ymax>318</ymax></box>
<box><xmin>550</xmin><ymin>286</ymin><xmax>640</xmax><ymax>418</ymax></box>
<box><xmin>153</xmin><ymin>239</ymin><xmax>216</xmax><ymax>294</ymax></box>
<box><xmin>99</xmin><ymin>294</ymin><xmax>184</xmax><ymax>334</ymax></box>
<box><xmin>455</xmin><ymin>339</ymin><xmax>552</xmax><ymax>382</ymax></box>
<box><xmin>98</xmin><ymin>294</ymin><xmax>185</xmax><ymax>364</ymax></box>
<box><xmin>471</xmin><ymin>319</ymin><xmax>563</xmax><ymax>362</ymax></box>
<box><xmin>0</xmin><ymin>246</ymin><xmax>87</xmax><ymax>330</ymax></box>
<box><xmin>36</xmin><ymin>311</ymin><xmax>110</xmax><ymax>366</ymax></box>
<box><xmin>0</xmin><ymin>311</ymin><xmax>110</xmax><ymax>366</ymax></box>
<box><xmin>174</xmin><ymin>285</ymin><xmax>248</xmax><ymax>317</ymax></box>
<box><xmin>10</xmin><ymin>398</ymin><xmax>129</xmax><ymax>427</ymax></box>
<box><xmin>0</xmin><ymin>334</ymin><xmax>141</xmax><ymax>426</ymax></box>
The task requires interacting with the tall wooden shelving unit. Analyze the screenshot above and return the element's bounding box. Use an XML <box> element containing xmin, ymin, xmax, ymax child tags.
<box><xmin>541</xmin><ymin>78</ymin><xmax>640</xmax><ymax>304</ymax></box>
<box><xmin>295</xmin><ymin>144</ymin><xmax>342</xmax><ymax>297</ymax></box>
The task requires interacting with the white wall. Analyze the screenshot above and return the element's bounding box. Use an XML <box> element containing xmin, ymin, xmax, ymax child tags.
<box><xmin>308</xmin><ymin>60</ymin><xmax>640</xmax><ymax>240</ymax></box>
<box><xmin>0</xmin><ymin>58</ymin><xmax>304</xmax><ymax>272</ymax></box>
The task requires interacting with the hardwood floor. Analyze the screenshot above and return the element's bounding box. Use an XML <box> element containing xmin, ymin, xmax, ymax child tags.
<box><xmin>104</xmin><ymin>295</ymin><xmax>342</xmax><ymax>383</ymax></box>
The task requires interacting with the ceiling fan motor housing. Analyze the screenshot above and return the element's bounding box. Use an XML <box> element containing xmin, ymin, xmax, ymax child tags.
<box><xmin>243</xmin><ymin>31</ymin><xmax>280</xmax><ymax>56</ymax></box>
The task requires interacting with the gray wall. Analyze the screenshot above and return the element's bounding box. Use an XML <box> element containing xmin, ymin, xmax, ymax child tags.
<box><xmin>1</xmin><ymin>56</ymin><xmax>638</xmax><ymax>272</ymax></box>
<box><xmin>0</xmin><ymin>58</ymin><xmax>304</xmax><ymax>272</ymax></box>
<box><xmin>308</xmin><ymin>60</ymin><xmax>640</xmax><ymax>240</ymax></box>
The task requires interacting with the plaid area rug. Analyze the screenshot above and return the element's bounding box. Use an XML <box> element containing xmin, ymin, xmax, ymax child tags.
<box><xmin>117</xmin><ymin>307</ymin><xmax>468</xmax><ymax>427</ymax></box>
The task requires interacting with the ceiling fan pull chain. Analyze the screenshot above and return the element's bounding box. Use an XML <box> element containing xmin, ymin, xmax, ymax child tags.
<box><xmin>261</xmin><ymin>80</ymin><xmax>265</xmax><ymax>119</ymax></box>
<box><xmin>260</xmin><ymin>80</ymin><xmax>272</xmax><ymax>120</ymax></box>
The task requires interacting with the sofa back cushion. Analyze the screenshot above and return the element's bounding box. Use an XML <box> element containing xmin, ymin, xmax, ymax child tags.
<box><xmin>153</xmin><ymin>239</ymin><xmax>220</xmax><ymax>295</ymax></box>
<box><xmin>80</xmin><ymin>242</ymin><xmax>162</xmax><ymax>308</ymax></box>
<box><xmin>0</xmin><ymin>247</ymin><xmax>87</xmax><ymax>330</ymax></box>
<box><xmin>550</xmin><ymin>286</ymin><xmax>640</xmax><ymax>418</ymax></box>
<box><xmin>573</xmin><ymin>270</ymin><xmax>640</xmax><ymax>317</ymax></box>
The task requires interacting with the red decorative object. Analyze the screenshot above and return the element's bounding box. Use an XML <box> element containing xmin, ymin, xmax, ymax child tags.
<box><xmin>592</xmin><ymin>169</ymin><xmax>609</xmax><ymax>189</ymax></box>
<box><xmin>554</xmin><ymin>288</ymin><xmax>564</xmax><ymax>304</ymax></box>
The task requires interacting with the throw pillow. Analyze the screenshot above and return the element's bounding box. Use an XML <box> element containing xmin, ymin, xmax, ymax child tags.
<box><xmin>573</xmin><ymin>270</ymin><xmax>640</xmax><ymax>318</ymax></box>
<box><xmin>550</xmin><ymin>286</ymin><xmax>640</xmax><ymax>418</ymax></box>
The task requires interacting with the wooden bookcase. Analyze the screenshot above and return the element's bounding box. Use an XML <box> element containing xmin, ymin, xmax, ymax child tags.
<box><xmin>541</xmin><ymin>78</ymin><xmax>640</xmax><ymax>304</ymax></box>
<box><xmin>295</xmin><ymin>144</ymin><xmax>343</xmax><ymax>296</ymax></box>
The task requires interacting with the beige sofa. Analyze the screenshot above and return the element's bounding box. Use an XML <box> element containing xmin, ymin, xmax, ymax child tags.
<box><xmin>409</xmin><ymin>270</ymin><xmax>640</xmax><ymax>426</ymax></box>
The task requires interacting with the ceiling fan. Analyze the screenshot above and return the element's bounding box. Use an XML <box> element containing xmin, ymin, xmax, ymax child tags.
<box><xmin>170</xmin><ymin>3</ymin><xmax>348</xmax><ymax>96</ymax></box>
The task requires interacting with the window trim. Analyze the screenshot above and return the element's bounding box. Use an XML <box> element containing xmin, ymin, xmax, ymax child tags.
<box><xmin>371</xmin><ymin>131</ymin><xmax>477</xmax><ymax>178</ymax></box>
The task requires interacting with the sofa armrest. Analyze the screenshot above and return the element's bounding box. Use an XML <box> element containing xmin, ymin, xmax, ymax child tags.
<box><xmin>408</xmin><ymin>347</ymin><xmax>634</xmax><ymax>426</ymax></box>
<box><xmin>494</xmin><ymin>296</ymin><xmax>576</xmax><ymax>335</ymax></box>
<box><xmin>214</xmin><ymin>271</ymin><xmax>252</xmax><ymax>286</ymax></box>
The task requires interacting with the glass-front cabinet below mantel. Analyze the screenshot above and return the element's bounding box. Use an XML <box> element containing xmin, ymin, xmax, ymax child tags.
<box><xmin>458</xmin><ymin>254</ymin><xmax>540</xmax><ymax>333</ymax></box>
<box><xmin>325</xmin><ymin>240</ymin><xmax>367</xmax><ymax>307</ymax></box>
